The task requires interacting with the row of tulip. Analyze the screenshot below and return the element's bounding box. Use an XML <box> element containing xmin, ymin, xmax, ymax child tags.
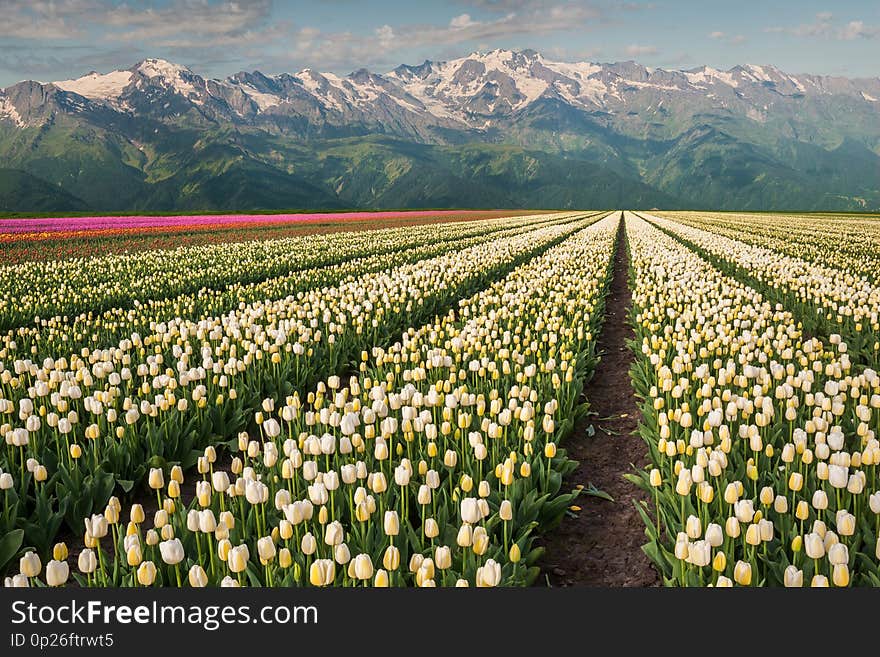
<box><xmin>0</xmin><ymin>211</ymin><xmax>577</xmax><ymax>333</ymax></box>
<box><xmin>624</xmin><ymin>212</ymin><xmax>880</xmax><ymax>586</ymax></box>
<box><xmin>658</xmin><ymin>211</ymin><xmax>880</xmax><ymax>284</ymax></box>
<box><xmin>3</xmin><ymin>213</ymin><xmax>587</xmax><ymax>359</ymax></box>
<box><xmin>3</xmin><ymin>213</ymin><xmax>619</xmax><ymax>587</ymax></box>
<box><xmin>0</xmin><ymin>214</ymin><xmax>603</xmax><ymax>562</ymax></box>
<box><xmin>642</xmin><ymin>212</ymin><xmax>880</xmax><ymax>369</ymax></box>
<box><xmin>0</xmin><ymin>211</ymin><xmax>531</xmax><ymax>266</ymax></box>
<box><xmin>0</xmin><ymin>210</ymin><xmax>475</xmax><ymax>235</ymax></box>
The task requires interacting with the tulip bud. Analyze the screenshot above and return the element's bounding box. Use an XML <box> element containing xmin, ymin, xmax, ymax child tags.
<box><xmin>352</xmin><ymin>554</ymin><xmax>374</xmax><ymax>581</ymax></box>
<box><xmin>424</xmin><ymin>518</ymin><xmax>439</xmax><ymax>539</ymax></box>
<box><xmin>686</xmin><ymin>515</ymin><xmax>701</xmax><ymax>539</ymax></box>
<box><xmin>189</xmin><ymin>565</ymin><xmax>208</xmax><ymax>587</ymax></box>
<box><xmin>77</xmin><ymin>549</ymin><xmax>97</xmax><ymax>574</ymax></box>
<box><xmin>509</xmin><ymin>543</ymin><xmax>521</xmax><ymax>563</ymax></box>
<box><xmin>725</xmin><ymin>516</ymin><xmax>740</xmax><ymax>539</ymax></box>
<box><xmin>811</xmin><ymin>574</ymin><xmax>829</xmax><ymax>587</ymax></box>
<box><xmin>705</xmin><ymin>523</ymin><xmax>723</xmax><ymax>547</ymax></box>
<box><xmin>229</xmin><ymin>545</ymin><xmax>250</xmax><ymax>573</ymax></box>
<box><xmin>148</xmin><ymin>468</ymin><xmax>164</xmax><ymax>490</ymax></box>
<box><xmin>309</xmin><ymin>559</ymin><xmax>335</xmax><ymax>586</ymax></box>
<box><xmin>674</xmin><ymin>533</ymin><xmax>689</xmax><ymax>560</ymax></box>
<box><xmin>45</xmin><ymin>560</ymin><xmax>69</xmax><ymax>587</ymax></box>
<box><xmin>773</xmin><ymin>495</ymin><xmax>788</xmax><ymax>514</ymax></box>
<box><xmin>257</xmin><ymin>536</ymin><xmax>277</xmax><ymax>563</ymax></box>
<box><xmin>460</xmin><ymin>498</ymin><xmax>481</xmax><ymax>524</ymax></box>
<box><xmin>745</xmin><ymin>524</ymin><xmax>761</xmax><ymax>546</ymax></box>
<box><xmin>53</xmin><ymin>543</ymin><xmax>69</xmax><ymax>561</ymax></box>
<box><xmin>277</xmin><ymin>548</ymin><xmax>292</xmax><ymax>569</ymax></box>
<box><xmin>137</xmin><ymin>561</ymin><xmax>157</xmax><ymax>586</ymax></box>
<box><xmin>804</xmin><ymin>532</ymin><xmax>825</xmax><ymax>559</ymax></box>
<box><xmin>159</xmin><ymin>538</ymin><xmax>185</xmax><ymax>565</ymax></box>
<box><xmin>382</xmin><ymin>510</ymin><xmax>400</xmax><ymax>536</ymax></box>
<box><xmin>733</xmin><ymin>560</ymin><xmax>752</xmax><ymax>586</ymax></box>
<box><xmin>126</xmin><ymin>544</ymin><xmax>143</xmax><ymax>567</ymax></box>
<box><xmin>475</xmin><ymin>559</ymin><xmax>502</xmax><ymax>587</ymax></box>
<box><xmin>374</xmin><ymin>569</ymin><xmax>390</xmax><ymax>587</ymax></box>
<box><xmin>783</xmin><ymin>565</ymin><xmax>803</xmax><ymax>587</ymax></box>
<box><xmin>20</xmin><ymin>551</ymin><xmax>41</xmax><ymax>578</ymax></box>
<box><xmin>836</xmin><ymin>512</ymin><xmax>856</xmax><ymax>536</ymax></box>
<box><xmin>301</xmin><ymin>532</ymin><xmax>317</xmax><ymax>556</ymax></box>
<box><xmin>383</xmin><ymin>545</ymin><xmax>400</xmax><ymax>571</ymax></box>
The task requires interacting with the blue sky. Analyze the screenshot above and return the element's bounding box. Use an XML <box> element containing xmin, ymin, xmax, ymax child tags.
<box><xmin>1</xmin><ymin>0</ymin><xmax>878</xmax><ymax>86</ymax></box>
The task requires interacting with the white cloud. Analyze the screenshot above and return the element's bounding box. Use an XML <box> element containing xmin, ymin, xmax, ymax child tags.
<box><xmin>625</xmin><ymin>44</ymin><xmax>657</xmax><ymax>57</ymax></box>
<box><xmin>0</xmin><ymin>0</ymin><xmax>99</xmax><ymax>39</ymax></box>
<box><xmin>708</xmin><ymin>30</ymin><xmax>745</xmax><ymax>45</ymax></box>
<box><xmin>765</xmin><ymin>11</ymin><xmax>877</xmax><ymax>41</ymax></box>
<box><xmin>454</xmin><ymin>0</ymin><xmax>552</xmax><ymax>10</ymax></box>
<box><xmin>840</xmin><ymin>20</ymin><xmax>880</xmax><ymax>40</ymax></box>
<box><xmin>0</xmin><ymin>0</ymin><xmax>276</xmax><ymax>44</ymax></box>
<box><xmin>450</xmin><ymin>14</ymin><xmax>477</xmax><ymax>29</ymax></box>
<box><xmin>765</xmin><ymin>12</ymin><xmax>834</xmax><ymax>37</ymax></box>
<box><xmin>103</xmin><ymin>0</ymin><xmax>274</xmax><ymax>42</ymax></box>
<box><xmin>255</xmin><ymin>2</ymin><xmax>602</xmax><ymax>72</ymax></box>
<box><xmin>376</xmin><ymin>24</ymin><xmax>395</xmax><ymax>46</ymax></box>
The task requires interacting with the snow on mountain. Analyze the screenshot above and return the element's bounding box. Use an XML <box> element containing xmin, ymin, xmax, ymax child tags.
<box><xmin>296</xmin><ymin>69</ymin><xmax>348</xmax><ymax>112</ymax></box>
<box><xmin>743</xmin><ymin>64</ymin><xmax>773</xmax><ymax>83</ymax></box>
<box><xmin>0</xmin><ymin>50</ymin><xmax>875</xmax><ymax>132</ymax></box>
<box><xmin>136</xmin><ymin>58</ymin><xmax>192</xmax><ymax>83</ymax></box>
<box><xmin>286</xmin><ymin>67</ymin><xmax>428</xmax><ymax>119</ymax></box>
<box><xmin>133</xmin><ymin>58</ymin><xmax>204</xmax><ymax>103</ymax></box>
<box><xmin>386</xmin><ymin>49</ymin><xmax>558</xmax><ymax>119</ymax></box>
<box><xmin>683</xmin><ymin>66</ymin><xmax>739</xmax><ymax>88</ymax></box>
<box><xmin>542</xmin><ymin>59</ymin><xmax>609</xmax><ymax>105</ymax></box>
<box><xmin>0</xmin><ymin>94</ymin><xmax>24</xmax><ymax>126</ymax></box>
<box><xmin>237</xmin><ymin>83</ymin><xmax>282</xmax><ymax>111</ymax></box>
<box><xmin>53</xmin><ymin>70</ymin><xmax>133</xmax><ymax>102</ymax></box>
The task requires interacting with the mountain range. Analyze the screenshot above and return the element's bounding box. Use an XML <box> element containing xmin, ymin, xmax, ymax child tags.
<box><xmin>1</xmin><ymin>49</ymin><xmax>879</xmax><ymax>213</ymax></box>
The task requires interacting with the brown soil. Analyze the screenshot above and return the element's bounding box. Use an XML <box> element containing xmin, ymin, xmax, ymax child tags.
<box><xmin>537</xmin><ymin>214</ymin><xmax>659</xmax><ymax>587</ymax></box>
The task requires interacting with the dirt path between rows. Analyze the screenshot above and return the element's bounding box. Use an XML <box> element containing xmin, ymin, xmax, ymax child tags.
<box><xmin>538</xmin><ymin>214</ymin><xmax>659</xmax><ymax>587</ymax></box>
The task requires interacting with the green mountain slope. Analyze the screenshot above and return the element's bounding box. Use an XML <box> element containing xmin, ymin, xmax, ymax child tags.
<box><xmin>0</xmin><ymin>168</ymin><xmax>89</xmax><ymax>212</ymax></box>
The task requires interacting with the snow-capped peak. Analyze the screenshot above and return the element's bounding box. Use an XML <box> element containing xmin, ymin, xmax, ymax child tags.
<box><xmin>136</xmin><ymin>58</ymin><xmax>193</xmax><ymax>79</ymax></box>
<box><xmin>133</xmin><ymin>58</ymin><xmax>203</xmax><ymax>101</ymax></box>
<box><xmin>3</xmin><ymin>50</ymin><xmax>877</xmax><ymax>133</ymax></box>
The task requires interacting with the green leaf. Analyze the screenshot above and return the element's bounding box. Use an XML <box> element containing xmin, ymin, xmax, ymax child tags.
<box><xmin>0</xmin><ymin>529</ymin><xmax>25</xmax><ymax>572</ymax></box>
<box><xmin>116</xmin><ymin>479</ymin><xmax>135</xmax><ymax>493</ymax></box>
<box><xmin>580</xmin><ymin>484</ymin><xmax>614</xmax><ymax>502</ymax></box>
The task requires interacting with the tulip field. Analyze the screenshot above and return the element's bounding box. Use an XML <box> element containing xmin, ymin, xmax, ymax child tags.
<box><xmin>629</xmin><ymin>211</ymin><xmax>880</xmax><ymax>587</ymax></box>
<box><xmin>2</xmin><ymin>207</ymin><xmax>880</xmax><ymax>587</ymax></box>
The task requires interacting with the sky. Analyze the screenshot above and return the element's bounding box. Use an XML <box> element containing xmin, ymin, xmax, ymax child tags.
<box><xmin>0</xmin><ymin>0</ymin><xmax>878</xmax><ymax>87</ymax></box>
